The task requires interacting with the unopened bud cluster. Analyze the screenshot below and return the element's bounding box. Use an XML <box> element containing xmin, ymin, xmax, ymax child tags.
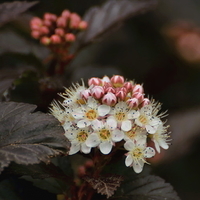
<box><xmin>50</xmin><ymin>75</ymin><xmax>170</xmax><ymax>173</ymax></box>
<box><xmin>30</xmin><ymin>10</ymin><xmax>87</xmax><ymax>61</ymax></box>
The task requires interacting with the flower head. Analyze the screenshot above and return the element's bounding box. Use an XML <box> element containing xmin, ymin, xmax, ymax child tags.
<box><xmin>50</xmin><ymin>75</ymin><xmax>170</xmax><ymax>173</ymax></box>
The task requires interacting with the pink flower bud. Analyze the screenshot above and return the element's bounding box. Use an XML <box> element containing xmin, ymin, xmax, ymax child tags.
<box><xmin>88</xmin><ymin>77</ymin><xmax>102</xmax><ymax>86</ymax></box>
<box><xmin>61</xmin><ymin>10</ymin><xmax>71</xmax><ymax>19</ymax></box>
<box><xmin>80</xmin><ymin>89</ymin><xmax>91</xmax><ymax>100</ymax></box>
<box><xmin>124</xmin><ymin>82</ymin><xmax>133</xmax><ymax>92</ymax></box>
<box><xmin>102</xmin><ymin>92</ymin><xmax>117</xmax><ymax>106</ymax></box>
<box><xmin>116</xmin><ymin>90</ymin><xmax>126</xmax><ymax>100</ymax></box>
<box><xmin>91</xmin><ymin>86</ymin><xmax>105</xmax><ymax>99</ymax></box>
<box><xmin>127</xmin><ymin>98</ymin><xmax>139</xmax><ymax>108</ymax></box>
<box><xmin>111</xmin><ymin>75</ymin><xmax>124</xmax><ymax>87</ymax></box>
<box><xmin>65</xmin><ymin>33</ymin><xmax>76</xmax><ymax>42</ymax></box>
<box><xmin>50</xmin><ymin>34</ymin><xmax>61</xmax><ymax>44</ymax></box>
<box><xmin>132</xmin><ymin>84</ymin><xmax>144</xmax><ymax>94</ymax></box>
<box><xmin>30</xmin><ymin>17</ymin><xmax>42</xmax><ymax>27</ymax></box>
<box><xmin>40</xmin><ymin>26</ymin><xmax>49</xmax><ymax>35</ymax></box>
<box><xmin>40</xmin><ymin>36</ymin><xmax>51</xmax><ymax>45</ymax></box>
<box><xmin>31</xmin><ymin>30</ymin><xmax>40</xmax><ymax>39</ymax></box>
<box><xmin>132</xmin><ymin>92</ymin><xmax>144</xmax><ymax>103</ymax></box>
<box><xmin>104</xmin><ymin>86</ymin><xmax>115</xmax><ymax>93</ymax></box>
<box><xmin>141</xmin><ymin>98</ymin><xmax>150</xmax><ymax>107</ymax></box>
<box><xmin>57</xmin><ymin>17</ymin><xmax>67</xmax><ymax>27</ymax></box>
<box><xmin>55</xmin><ymin>28</ymin><xmax>65</xmax><ymax>36</ymax></box>
<box><xmin>69</xmin><ymin>13</ymin><xmax>81</xmax><ymax>29</ymax></box>
<box><xmin>44</xmin><ymin>13</ymin><xmax>57</xmax><ymax>21</ymax></box>
<box><xmin>78</xmin><ymin>21</ymin><xmax>88</xmax><ymax>30</ymax></box>
<box><xmin>43</xmin><ymin>19</ymin><xmax>52</xmax><ymax>27</ymax></box>
<box><xmin>115</xmin><ymin>87</ymin><xmax>127</xmax><ymax>94</ymax></box>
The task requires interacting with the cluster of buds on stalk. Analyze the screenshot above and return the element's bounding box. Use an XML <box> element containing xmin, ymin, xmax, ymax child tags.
<box><xmin>50</xmin><ymin>75</ymin><xmax>170</xmax><ymax>173</ymax></box>
<box><xmin>30</xmin><ymin>10</ymin><xmax>88</xmax><ymax>62</ymax></box>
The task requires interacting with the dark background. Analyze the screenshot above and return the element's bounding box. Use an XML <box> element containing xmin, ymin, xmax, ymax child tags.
<box><xmin>1</xmin><ymin>0</ymin><xmax>200</xmax><ymax>199</ymax></box>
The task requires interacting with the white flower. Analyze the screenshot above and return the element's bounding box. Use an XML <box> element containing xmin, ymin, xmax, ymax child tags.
<box><xmin>72</xmin><ymin>97</ymin><xmax>110</xmax><ymax>128</ymax></box>
<box><xmin>124</xmin><ymin>138</ymin><xmax>155</xmax><ymax>173</ymax></box>
<box><xmin>124</xmin><ymin>125</ymin><xmax>146</xmax><ymax>142</ymax></box>
<box><xmin>86</xmin><ymin>120</ymin><xmax>124</xmax><ymax>154</ymax></box>
<box><xmin>60</xmin><ymin>82</ymin><xmax>86</xmax><ymax>107</ymax></box>
<box><xmin>65</xmin><ymin>126</ymin><xmax>92</xmax><ymax>155</ymax></box>
<box><xmin>106</xmin><ymin>101</ymin><xmax>139</xmax><ymax>132</ymax></box>
<box><xmin>151</xmin><ymin>123</ymin><xmax>170</xmax><ymax>153</ymax></box>
<box><xmin>135</xmin><ymin>104</ymin><xmax>161</xmax><ymax>134</ymax></box>
<box><xmin>49</xmin><ymin>100</ymin><xmax>69</xmax><ymax>125</ymax></box>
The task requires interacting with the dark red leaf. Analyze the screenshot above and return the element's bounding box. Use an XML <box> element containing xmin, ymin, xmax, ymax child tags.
<box><xmin>0</xmin><ymin>1</ymin><xmax>38</xmax><ymax>27</ymax></box>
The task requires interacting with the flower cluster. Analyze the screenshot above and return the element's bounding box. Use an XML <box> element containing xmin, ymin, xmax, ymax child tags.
<box><xmin>50</xmin><ymin>75</ymin><xmax>170</xmax><ymax>173</ymax></box>
<box><xmin>30</xmin><ymin>10</ymin><xmax>87</xmax><ymax>62</ymax></box>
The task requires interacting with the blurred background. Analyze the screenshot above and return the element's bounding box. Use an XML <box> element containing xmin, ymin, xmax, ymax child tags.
<box><xmin>1</xmin><ymin>0</ymin><xmax>200</xmax><ymax>199</ymax></box>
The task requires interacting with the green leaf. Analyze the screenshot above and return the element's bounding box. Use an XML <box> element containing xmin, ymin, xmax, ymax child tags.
<box><xmin>116</xmin><ymin>175</ymin><xmax>181</xmax><ymax>200</ymax></box>
<box><xmin>0</xmin><ymin>1</ymin><xmax>38</xmax><ymax>27</ymax></box>
<box><xmin>0</xmin><ymin>102</ymin><xmax>70</xmax><ymax>174</ymax></box>
<box><xmin>73</xmin><ymin>0</ymin><xmax>157</xmax><ymax>51</ymax></box>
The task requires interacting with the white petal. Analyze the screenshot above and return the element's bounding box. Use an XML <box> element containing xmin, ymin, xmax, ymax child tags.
<box><xmin>102</xmin><ymin>76</ymin><xmax>110</xmax><ymax>83</ymax></box>
<box><xmin>77</xmin><ymin>120</ymin><xmax>91</xmax><ymax>128</ymax></box>
<box><xmin>112</xmin><ymin>129</ymin><xmax>124</xmax><ymax>142</ymax></box>
<box><xmin>125</xmin><ymin>154</ymin><xmax>133</xmax><ymax>166</ymax></box>
<box><xmin>69</xmin><ymin>142</ymin><xmax>80</xmax><ymax>155</ymax></box>
<box><xmin>121</xmin><ymin>120</ymin><xmax>132</xmax><ymax>131</ymax></box>
<box><xmin>63</xmin><ymin>121</ymin><xmax>72</xmax><ymax>130</ymax></box>
<box><xmin>135</xmin><ymin>136</ymin><xmax>147</xmax><ymax>147</ymax></box>
<box><xmin>87</xmin><ymin>97</ymin><xmax>97</xmax><ymax>107</ymax></box>
<box><xmin>86</xmin><ymin>133</ymin><xmax>100</xmax><ymax>147</ymax></box>
<box><xmin>127</xmin><ymin>110</ymin><xmax>140</xmax><ymax>119</ymax></box>
<box><xmin>146</xmin><ymin>124</ymin><xmax>158</xmax><ymax>134</ymax></box>
<box><xmin>153</xmin><ymin>139</ymin><xmax>160</xmax><ymax>153</ymax></box>
<box><xmin>144</xmin><ymin>147</ymin><xmax>155</xmax><ymax>158</ymax></box>
<box><xmin>99</xmin><ymin>141</ymin><xmax>112</xmax><ymax>154</ymax></box>
<box><xmin>142</xmin><ymin>105</ymin><xmax>152</xmax><ymax>114</ymax></box>
<box><xmin>72</xmin><ymin>109</ymin><xmax>85</xmax><ymax>119</ymax></box>
<box><xmin>135</xmin><ymin>118</ymin><xmax>144</xmax><ymax>127</ymax></box>
<box><xmin>65</xmin><ymin>130</ymin><xmax>77</xmax><ymax>140</ymax></box>
<box><xmin>133</xmin><ymin>160</ymin><xmax>144</xmax><ymax>173</ymax></box>
<box><xmin>149</xmin><ymin>117</ymin><xmax>160</xmax><ymax>126</ymax></box>
<box><xmin>159</xmin><ymin>140</ymin><xmax>169</xmax><ymax>150</ymax></box>
<box><xmin>98</xmin><ymin>105</ymin><xmax>110</xmax><ymax>116</ymax></box>
<box><xmin>106</xmin><ymin>117</ymin><xmax>117</xmax><ymax>130</ymax></box>
<box><xmin>124</xmin><ymin>141</ymin><xmax>134</xmax><ymax>151</ymax></box>
<box><xmin>81</xmin><ymin>143</ymin><xmax>91</xmax><ymax>154</ymax></box>
<box><xmin>91</xmin><ymin>119</ymin><xmax>103</xmax><ymax>130</ymax></box>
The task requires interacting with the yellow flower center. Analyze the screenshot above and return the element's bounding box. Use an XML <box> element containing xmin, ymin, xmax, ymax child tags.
<box><xmin>115</xmin><ymin>112</ymin><xmax>126</xmax><ymax>121</ymax></box>
<box><xmin>77</xmin><ymin>131</ymin><xmax>88</xmax><ymax>142</ymax></box>
<box><xmin>99</xmin><ymin>129</ymin><xmax>110</xmax><ymax>140</ymax></box>
<box><xmin>131</xmin><ymin>147</ymin><xmax>144</xmax><ymax>159</ymax></box>
<box><xmin>138</xmin><ymin>115</ymin><xmax>148</xmax><ymax>125</ymax></box>
<box><xmin>76</xmin><ymin>99</ymin><xmax>85</xmax><ymax>104</ymax></box>
<box><xmin>86</xmin><ymin>110</ymin><xmax>97</xmax><ymax>120</ymax></box>
<box><xmin>126</xmin><ymin>126</ymin><xmax>138</xmax><ymax>139</ymax></box>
